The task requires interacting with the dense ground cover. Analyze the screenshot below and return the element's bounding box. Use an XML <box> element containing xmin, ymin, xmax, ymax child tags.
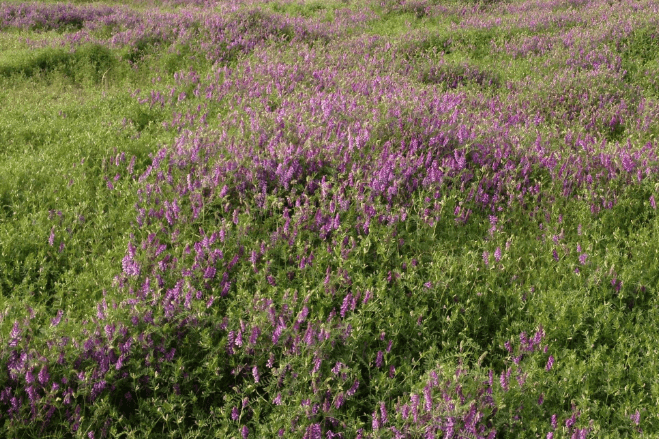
<box><xmin>1</xmin><ymin>0</ymin><xmax>659</xmax><ymax>436</ymax></box>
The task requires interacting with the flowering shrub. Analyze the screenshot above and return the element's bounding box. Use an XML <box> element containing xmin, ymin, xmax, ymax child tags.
<box><xmin>1</xmin><ymin>0</ymin><xmax>658</xmax><ymax>437</ymax></box>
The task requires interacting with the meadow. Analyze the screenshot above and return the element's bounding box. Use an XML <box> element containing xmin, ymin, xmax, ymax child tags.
<box><xmin>1</xmin><ymin>0</ymin><xmax>659</xmax><ymax>436</ymax></box>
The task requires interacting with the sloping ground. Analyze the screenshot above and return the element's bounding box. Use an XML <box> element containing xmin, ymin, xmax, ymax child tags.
<box><xmin>1</xmin><ymin>0</ymin><xmax>659</xmax><ymax>437</ymax></box>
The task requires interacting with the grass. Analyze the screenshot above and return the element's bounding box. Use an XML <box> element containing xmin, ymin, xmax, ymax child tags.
<box><xmin>1</xmin><ymin>0</ymin><xmax>659</xmax><ymax>437</ymax></box>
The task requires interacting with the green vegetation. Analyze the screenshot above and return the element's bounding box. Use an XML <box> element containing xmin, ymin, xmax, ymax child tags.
<box><xmin>1</xmin><ymin>0</ymin><xmax>658</xmax><ymax>437</ymax></box>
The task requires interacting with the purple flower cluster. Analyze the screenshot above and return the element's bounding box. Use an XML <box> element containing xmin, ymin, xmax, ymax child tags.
<box><xmin>1</xmin><ymin>0</ymin><xmax>654</xmax><ymax>436</ymax></box>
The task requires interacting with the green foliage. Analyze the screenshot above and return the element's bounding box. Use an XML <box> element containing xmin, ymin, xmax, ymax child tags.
<box><xmin>0</xmin><ymin>44</ymin><xmax>117</xmax><ymax>84</ymax></box>
<box><xmin>3</xmin><ymin>1</ymin><xmax>659</xmax><ymax>437</ymax></box>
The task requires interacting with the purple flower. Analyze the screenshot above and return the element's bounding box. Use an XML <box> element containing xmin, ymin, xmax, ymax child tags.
<box><xmin>206</xmin><ymin>295</ymin><xmax>215</xmax><ymax>308</ymax></box>
<box><xmin>552</xmin><ymin>249</ymin><xmax>559</xmax><ymax>262</ymax></box>
<box><xmin>347</xmin><ymin>380</ymin><xmax>359</xmax><ymax>397</ymax></box>
<box><xmin>252</xmin><ymin>366</ymin><xmax>260</xmax><ymax>383</ymax></box>
<box><xmin>400</xmin><ymin>404</ymin><xmax>410</xmax><ymax>420</ymax></box>
<box><xmin>579</xmin><ymin>253</ymin><xmax>588</xmax><ymax>265</ymax></box>
<box><xmin>50</xmin><ymin>310</ymin><xmax>64</xmax><ymax>327</ymax></box>
<box><xmin>423</xmin><ymin>385</ymin><xmax>432</xmax><ymax>412</ymax></box>
<box><xmin>271</xmin><ymin>325</ymin><xmax>283</xmax><ymax>344</ymax></box>
<box><xmin>630</xmin><ymin>410</ymin><xmax>640</xmax><ymax>425</ymax></box>
<box><xmin>48</xmin><ymin>227</ymin><xmax>55</xmax><ymax>246</ymax></box>
<box><xmin>375</xmin><ymin>351</ymin><xmax>384</xmax><ymax>368</ymax></box>
<box><xmin>38</xmin><ymin>366</ymin><xmax>49</xmax><ymax>386</ymax></box>
<box><xmin>104</xmin><ymin>324</ymin><xmax>115</xmax><ymax>340</ymax></box>
<box><xmin>340</xmin><ymin>293</ymin><xmax>352</xmax><ymax>318</ymax></box>
<box><xmin>410</xmin><ymin>393</ymin><xmax>420</xmax><ymax>422</ymax></box>
<box><xmin>26</xmin><ymin>385</ymin><xmax>38</xmax><ymax>402</ymax></box>
<box><xmin>231</xmin><ymin>406</ymin><xmax>239</xmax><ymax>421</ymax></box>
<box><xmin>372</xmin><ymin>411</ymin><xmax>380</xmax><ymax>431</ymax></box>
<box><xmin>546</xmin><ymin>355</ymin><xmax>555</xmax><ymax>371</ymax></box>
<box><xmin>551</xmin><ymin>414</ymin><xmax>557</xmax><ymax>429</ymax></box>
<box><xmin>273</xmin><ymin>393</ymin><xmax>282</xmax><ymax>405</ymax></box>
<box><xmin>500</xmin><ymin>371</ymin><xmax>508</xmax><ymax>391</ymax></box>
<box><xmin>241</xmin><ymin>425</ymin><xmax>248</xmax><ymax>439</ymax></box>
<box><xmin>88</xmin><ymin>432</ymin><xmax>95</xmax><ymax>439</ymax></box>
<box><xmin>362</xmin><ymin>290</ymin><xmax>371</xmax><ymax>304</ymax></box>
<box><xmin>482</xmin><ymin>251</ymin><xmax>489</xmax><ymax>266</ymax></box>
<box><xmin>8</xmin><ymin>321</ymin><xmax>21</xmax><ymax>347</ymax></box>
<box><xmin>380</xmin><ymin>401</ymin><xmax>388</xmax><ymax>424</ymax></box>
<box><xmin>651</xmin><ymin>195</ymin><xmax>657</xmax><ymax>210</ymax></box>
<box><xmin>91</xmin><ymin>380</ymin><xmax>107</xmax><ymax>401</ymax></box>
<box><xmin>304</xmin><ymin>424</ymin><xmax>322</xmax><ymax>439</ymax></box>
<box><xmin>494</xmin><ymin>247</ymin><xmax>502</xmax><ymax>262</ymax></box>
<box><xmin>312</xmin><ymin>356</ymin><xmax>322</xmax><ymax>375</ymax></box>
<box><xmin>204</xmin><ymin>266</ymin><xmax>216</xmax><ymax>279</ymax></box>
<box><xmin>546</xmin><ymin>433</ymin><xmax>553</xmax><ymax>439</ymax></box>
<box><xmin>335</xmin><ymin>393</ymin><xmax>345</xmax><ymax>409</ymax></box>
<box><xmin>249</xmin><ymin>327</ymin><xmax>261</xmax><ymax>345</ymax></box>
<box><xmin>122</xmin><ymin>243</ymin><xmax>140</xmax><ymax>277</ymax></box>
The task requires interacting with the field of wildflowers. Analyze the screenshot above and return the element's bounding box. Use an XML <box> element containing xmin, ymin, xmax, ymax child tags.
<box><xmin>1</xmin><ymin>0</ymin><xmax>659</xmax><ymax>436</ymax></box>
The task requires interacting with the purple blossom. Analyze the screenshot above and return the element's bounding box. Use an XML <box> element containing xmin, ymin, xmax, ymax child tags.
<box><xmin>51</xmin><ymin>310</ymin><xmax>63</xmax><ymax>327</ymax></box>
<box><xmin>122</xmin><ymin>242</ymin><xmax>140</xmax><ymax>277</ymax></box>
<box><xmin>375</xmin><ymin>351</ymin><xmax>384</xmax><ymax>368</ymax></box>
<box><xmin>38</xmin><ymin>366</ymin><xmax>49</xmax><ymax>386</ymax></box>
<box><xmin>312</xmin><ymin>356</ymin><xmax>322</xmax><ymax>375</ymax></box>
<box><xmin>334</xmin><ymin>392</ymin><xmax>346</xmax><ymax>409</ymax></box>
<box><xmin>340</xmin><ymin>293</ymin><xmax>352</xmax><ymax>318</ymax></box>
<box><xmin>546</xmin><ymin>355</ymin><xmax>555</xmax><ymax>371</ymax></box>
<box><xmin>204</xmin><ymin>266</ymin><xmax>216</xmax><ymax>279</ymax></box>
<box><xmin>380</xmin><ymin>401</ymin><xmax>388</xmax><ymax>424</ymax></box>
<box><xmin>347</xmin><ymin>380</ymin><xmax>359</xmax><ymax>397</ymax></box>
<box><xmin>500</xmin><ymin>371</ymin><xmax>508</xmax><ymax>391</ymax></box>
<box><xmin>241</xmin><ymin>425</ymin><xmax>248</xmax><ymax>439</ymax></box>
<box><xmin>252</xmin><ymin>366</ymin><xmax>260</xmax><ymax>383</ymax></box>
<box><xmin>630</xmin><ymin>410</ymin><xmax>640</xmax><ymax>425</ymax></box>
<box><xmin>372</xmin><ymin>411</ymin><xmax>380</xmax><ymax>431</ymax></box>
<box><xmin>271</xmin><ymin>325</ymin><xmax>284</xmax><ymax>344</ymax></box>
<box><xmin>249</xmin><ymin>327</ymin><xmax>261</xmax><ymax>345</ymax></box>
<box><xmin>206</xmin><ymin>295</ymin><xmax>215</xmax><ymax>308</ymax></box>
<box><xmin>8</xmin><ymin>321</ymin><xmax>21</xmax><ymax>347</ymax></box>
<box><xmin>423</xmin><ymin>385</ymin><xmax>432</xmax><ymax>412</ymax></box>
<box><xmin>304</xmin><ymin>424</ymin><xmax>322</xmax><ymax>439</ymax></box>
<box><xmin>362</xmin><ymin>290</ymin><xmax>372</xmax><ymax>304</ymax></box>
